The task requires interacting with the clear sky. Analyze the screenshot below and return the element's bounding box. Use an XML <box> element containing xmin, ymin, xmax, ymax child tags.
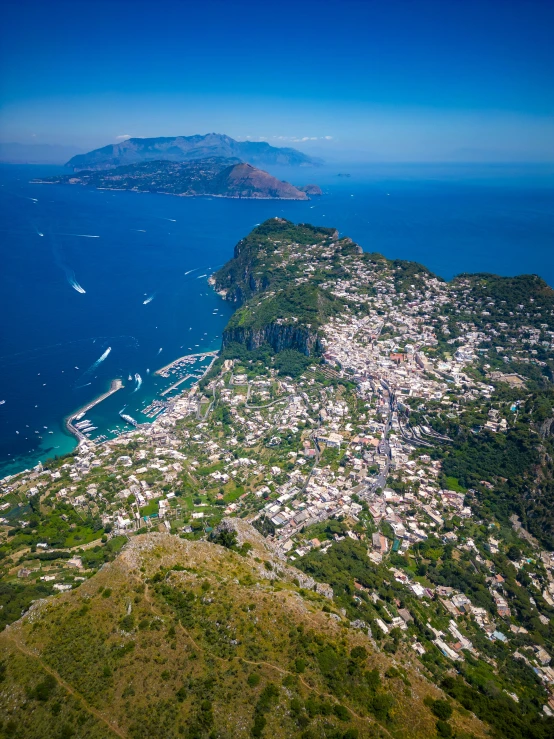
<box><xmin>1</xmin><ymin>0</ymin><xmax>553</xmax><ymax>161</ymax></box>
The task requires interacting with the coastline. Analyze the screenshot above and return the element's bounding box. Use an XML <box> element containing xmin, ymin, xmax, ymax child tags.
<box><xmin>65</xmin><ymin>378</ymin><xmax>124</xmax><ymax>442</ymax></box>
<box><xmin>31</xmin><ymin>181</ymin><xmax>310</xmax><ymax>201</ymax></box>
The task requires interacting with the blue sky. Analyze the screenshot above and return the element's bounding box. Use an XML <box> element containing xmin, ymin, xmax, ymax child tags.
<box><xmin>1</xmin><ymin>0</ymin><xmax>553</xmax><ymax>161</ymax></box>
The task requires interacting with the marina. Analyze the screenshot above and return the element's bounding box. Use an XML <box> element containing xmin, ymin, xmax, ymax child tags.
<box><xmin>63</xmin><ymin>350</ymin><xmax>219</xmax><ymax>449</ymax></box>
<box><xmin>155</xmin><ymin>350</ymin><xmax>218</xmax><ymax>378</ymax></box>
<box><xmin>141</xmin><ymin>399</ymin><xmax>168</xmax><ymax>418</ymax></box>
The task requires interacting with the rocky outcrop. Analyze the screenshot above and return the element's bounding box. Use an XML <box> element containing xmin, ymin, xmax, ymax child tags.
<box><xmin>539</xmin><ymin>417</ymin><xmax>554</xmax><ymax>438</ymax></box>
<box><xmin>212</xmin><ymin>163</ymin><xmax>308</xmax><ymax>200</ymax></box>
<box><xmin>298</xmin><ymin>184</ymin><xmax>323</xmax><ymax>195</ymax></box>
<box><xmin>223</xmin><ymin>322</ymin><xmax>323</xmax><ymax>356</ymax></box>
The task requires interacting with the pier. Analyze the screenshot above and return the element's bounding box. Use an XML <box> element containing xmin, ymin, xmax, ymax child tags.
<box><xmin>160</xmin><ymin>374</ymin><xmax>193</xmax><ymax>397</ymax></box>
<box><xmin>65</xmin><ymin>379</ymin><xmax>124</xmax><ymax>441</ymax></box>
<box><xmin>155</xmin><ymin>350</ymin><xmax>218</xmax><ymax>377</ymax></box>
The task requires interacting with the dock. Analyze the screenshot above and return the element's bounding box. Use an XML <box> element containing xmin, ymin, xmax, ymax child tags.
<box><xmin>155</xmin><ymin>350</ymin><xmax>218</xmax><ymax>377</ymax></box>
<box><xmin>160</xmin><ymin>374</ymin><xmax>193</xmax><ymax>397</ymax></box>
<box><xmin>65</xmin><ymin>379</ymin><xmax>124</xmax><ymax>441</ymax></box>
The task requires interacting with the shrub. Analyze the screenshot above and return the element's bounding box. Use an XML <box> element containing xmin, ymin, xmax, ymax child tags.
<box><xmin>30</xmin><ymin>674</ymin><xmax>56</xmax><ymax>701</ymax></box>
<box><xmin>333</xmin><ymin>704</ymin><xmax>350</xmax><ymax>721</ymax></box>
<box><xmin>431</xmin><ymin>699</ymin><xmax>453</xmax><ymax>721</ymax></box>
<box><xmin>120</xmin><ymin>614</ymin><xmax>135</xmax><ymax>631</ymax></box>
<box><xmin>436</xmin><ymin>719</ymin><xmax>453</xmax><ymax>737</ymax></box>
<box><xmin>350</xmin><ymin>645</ymin><xmax>367</xmax><ymax>661</ymax></box>
<box><xmin>370</xmin><ymin>693</ymin><xmax>394</xmax><ymax>721</ymax></box>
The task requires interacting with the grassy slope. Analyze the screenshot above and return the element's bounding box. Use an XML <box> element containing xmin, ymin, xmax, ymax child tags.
<box><xmin>0</xmin><ymin>525</ymin><xmax>486</xmax><ymax>739</ymax></box>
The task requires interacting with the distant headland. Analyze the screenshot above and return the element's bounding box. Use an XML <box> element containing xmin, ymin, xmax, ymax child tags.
<box><xmin>33</xmin><ymin>157</ymin><xmax>323</xmax><ymax>201</ymax></box>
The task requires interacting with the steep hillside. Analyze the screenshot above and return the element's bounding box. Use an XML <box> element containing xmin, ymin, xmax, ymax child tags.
<box><xmin>0</xmin><ymin>524</ymin><xmax>486</xmax><ymax>739</ymax></box>
<box><xmin>213</xmin><ymin>218</ymin><xmax>362</xmax><ymax>355</ymax></box>
<box><xmin>65</xmin><ymin>134</ymin><xmax>319</xmax><ymax>171</ymax></box>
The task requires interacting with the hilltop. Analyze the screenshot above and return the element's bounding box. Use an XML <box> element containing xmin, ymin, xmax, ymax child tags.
<box><xmin>0</xmin><ymin>524</ymin><xmax>487</xmax><ymax>739</ymax></box>
<box><xmin>65</xmin><ymin>134</ymin><xmax>320</xmax><ymax>172</ymax></box>
<box><xmin>213</xmin><ymin>219</ymin><xmax>361</xmax><ymax>354</ymax></box>
<box><xmin>34</xmin><ymin>159</ymin><xmax>313</xmax><ymax>201</ymax></box>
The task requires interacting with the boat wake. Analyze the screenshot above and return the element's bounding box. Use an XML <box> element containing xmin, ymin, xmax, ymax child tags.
<box><xmin>49</xmin><ymin>231</ymin><xmax>87</xmax><ymax>294</ymax></box>
<box><xmin>68</xmin><ymin>273</ymin><xmax>86</xmax><ymax>294</ymax></box>
<box><xmin>157</xmin><ymin>347</ymin><xmax>163</xmax><ymax>355</ymax></box>
<box><xmin>75</xmin><ymin>346</ymin><xmax>112</xmax><ymax>386</ymax></box>
<box><xmin>143</xmin><ymin>293</ymin><xmax>155</xmax><ymax>305</ymax></box>
<box><xmin>59</xmin><ymin>233</ymin><xmax>100</xmax><ymax>238</ymax></box>
<box><xmin>132</xmin><ymin>373</ymin><xmax>142</xmax><ymax>392</ymax></box>
<box><xmin>92</xmin><ymin>347</ymin><xmax>112</xmax><ymax>368</ymax></box>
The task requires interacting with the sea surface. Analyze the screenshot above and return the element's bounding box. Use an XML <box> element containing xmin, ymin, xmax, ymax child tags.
<box><xmin>0</xmin><ymin>162</ymin><xmax>553</xmax><ymax>477</ymax></box>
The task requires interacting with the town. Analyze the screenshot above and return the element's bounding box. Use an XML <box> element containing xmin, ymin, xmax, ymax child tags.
<box><xmin>2</xmin><ymin>219</ymin><xmax>554</xmax><ymax>731</ymax></box>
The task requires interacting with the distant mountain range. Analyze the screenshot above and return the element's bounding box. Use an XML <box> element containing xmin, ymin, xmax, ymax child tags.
<box><xmin>35</xmin><ymin>157</ymin><xmax>322</xmax><ymax>200</ymax></box>
<box><xmin>65</xmin><ymin>133</ymin><xmax>321</xmax><ymax>171</ymax></box>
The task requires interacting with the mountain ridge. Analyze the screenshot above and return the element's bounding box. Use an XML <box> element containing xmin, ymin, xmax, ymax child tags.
<box><xmin>66</xmin><ymin>133</ymin><xmax>321</xmax><ymax>171</ymax></box>
<box><xmin>0</xmin><ymin>524</ymin><xmax>487</xmax><ymax>739</ymax></box>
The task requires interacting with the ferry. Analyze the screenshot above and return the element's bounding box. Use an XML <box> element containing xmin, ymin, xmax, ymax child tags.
<box><xmin>119</xmin><ymin>409</ymin><xmax>138</xmax><ymax>427</ymax></box>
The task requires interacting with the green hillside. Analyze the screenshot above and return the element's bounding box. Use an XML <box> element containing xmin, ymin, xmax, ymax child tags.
<box><xmin>0</xmin><ymin>526</ymin><xmax>486</xmax><ymax>739</ymax></box>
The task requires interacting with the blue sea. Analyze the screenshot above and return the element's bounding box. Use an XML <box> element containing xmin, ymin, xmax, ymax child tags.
<box><xmin>1</xmin><ymin>162</ymin><xmax>553</xmax><ymax>477</ymax></box>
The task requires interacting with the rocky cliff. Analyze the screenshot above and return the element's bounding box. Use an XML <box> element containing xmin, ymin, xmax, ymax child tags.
<box><xmin>223</xmin><ymin>322</ymin><xmax>323</xmax><ymax>356</ymax></box>
<box><xmin>215</xmin><ymin>219</ymin><xmax>355</xmax><ymax>357</ymax></box>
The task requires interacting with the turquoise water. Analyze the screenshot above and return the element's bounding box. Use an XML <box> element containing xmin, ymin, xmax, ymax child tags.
<box><xmin>0</xmin><ymin>162</ymin><xmax>553</xmax><ymax>477</ymax></box>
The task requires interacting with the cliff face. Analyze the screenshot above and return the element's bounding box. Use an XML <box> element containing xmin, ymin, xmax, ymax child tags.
<box><xmin>223</xmin><ymin>322</ymin><xmax>323</xmax><ymax>356</ymax></box>
<box><xmin>215</xmin><ymin>219</ymin><xmax>354</xmax><ymax>358</ymax></box>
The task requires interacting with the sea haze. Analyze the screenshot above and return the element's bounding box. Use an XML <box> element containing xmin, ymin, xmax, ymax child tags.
<box><xmin>0</xmin><ymin>162</ymin><xmax>553</xmax><ymax>477</ymax></box>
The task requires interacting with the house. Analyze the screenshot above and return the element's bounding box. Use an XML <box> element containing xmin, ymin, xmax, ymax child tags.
<box><xmin>398</xmin><ymin>608</ymin><xmax>413</xmax><ymax>624</ymax></box>
<box><xmin>372</xmin><ymin>532</ymin><xmax>389</xmax><ymax>553</ymax></box>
